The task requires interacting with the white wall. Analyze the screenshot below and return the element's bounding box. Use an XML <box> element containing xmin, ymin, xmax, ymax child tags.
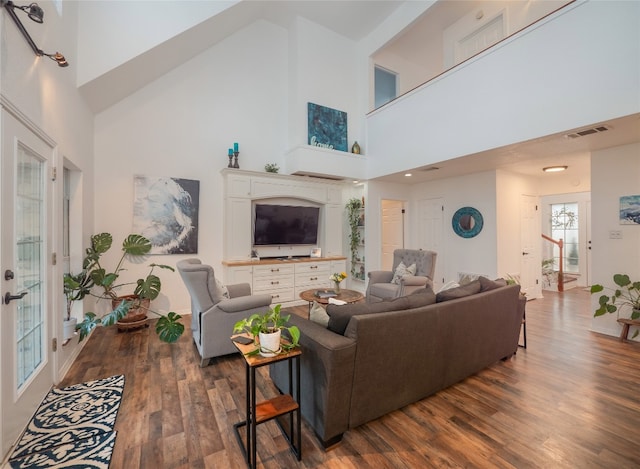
<box><xmin>366</xmin><ymin>173</ymin><xmax>504</xmax><ymax>287</ymax></box>
<box><xmin>1</xmin><ymin>1</ymin><xmax>95</xmax><ymax>379</ymax></box>
<box><xmin>93</xmin><ymin>20</ymin><xmax>289</xmax><ymax>315</ymax></box>
<box><xmin>366</xmin><ymin>1</ymin><xmax>640</xmax><ymax>179</ymax></box>
<box><xmin>76</xmin><ymin>0</ymin><xmax>237</xmax><ymax>86</ymax></box>
<box><xmin>590</xmin><ymin>143</ymin><xmax>640</xmax><ymax>340</ymax></box>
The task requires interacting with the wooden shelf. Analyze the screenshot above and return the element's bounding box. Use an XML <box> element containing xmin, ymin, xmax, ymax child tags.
<box><xmin>256</xmin><ymin>394</ymin><xmax>299</xmax><ymax>424</ymax></box>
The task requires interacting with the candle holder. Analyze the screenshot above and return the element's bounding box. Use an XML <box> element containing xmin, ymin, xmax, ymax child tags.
<box><xmin>233</xmin><ymin>151</ymin><xmax>240</xmax><ymax>168</ymax></box>
<box><xmin>227</xmin><ymin>153</ymin><xmax>234</xmax><ymax>168</ymax></box>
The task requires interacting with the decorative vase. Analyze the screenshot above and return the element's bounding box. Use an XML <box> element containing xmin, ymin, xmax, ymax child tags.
<box><xmin>334</xmin><ymin>281</ymin><xmax>341</xmax><ymax>293</ymax></box>
<box><xmin>351</xmin><ymin>141</ymin><xmax>361</xmax><ymax>154</ymax></box>
<box><xmin>259</xmin><ymin>329</ymin><xmax>281</xmax><ymax>357</ymax></box>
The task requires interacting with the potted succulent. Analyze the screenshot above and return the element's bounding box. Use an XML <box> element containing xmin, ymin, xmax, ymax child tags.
<box><xmin>233</xmin><ymin>304</ymin><xmax>300</xmax><ymax>357</ymax></box>
<box><xmin>591</xmin><ymin>273</ymin><xmax>640</xmax><ymax>338</ymax></box>
<box><xmin>71</xmin><ymin>232</ymin><xmax>184</xmax><ymax>343</ymax></box>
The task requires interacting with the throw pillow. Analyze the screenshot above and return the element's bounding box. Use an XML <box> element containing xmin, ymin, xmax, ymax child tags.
<box><xmin>406</xmin><ymin>286</ymin><xmax>437</xmax><ymax>308</ymax></box>
<box><xmin>479</xmin><ymin>276</ymin><xmax>507</xmax><ymax>292</ymax></box>
<box><xmin>436</xmin><ymin>280</ymin><xmax>460</xmax><ymax>293</ymax></box>
<box><xmin>391</xmin><ymin>262</ymin><xmax>417</xmax><ymax>284</ymax></box>
<box><xmin>327</xmin><ymin>296</ymin><xmax>411</xmax><ymax>335</ymax></box>
<box><xmin>436</xmin><ymin>279</ymin><xmax>481</xmax><ymax>302</ymax></box>
<box><xmin>214</xmin><ymin>278</ymin><xmax>230</xmax><ymax>300</ymax></box>
<box><xmin>309</xmin><ymin>301</ymin><xmax>330</xmax><ymax>327</ymax></box>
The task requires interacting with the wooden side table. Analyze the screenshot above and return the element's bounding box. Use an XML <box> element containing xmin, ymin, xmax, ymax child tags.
<box><xmin>231</xmin><ymin>334</ymin><xmax>301</xmax><ymax>468</ymax></box>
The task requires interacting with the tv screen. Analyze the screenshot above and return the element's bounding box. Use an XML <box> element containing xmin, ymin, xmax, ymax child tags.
<box><xmin>253</xmin><ymin>204</ymin><xmax>319</xmax><ymax>246</ymax></box>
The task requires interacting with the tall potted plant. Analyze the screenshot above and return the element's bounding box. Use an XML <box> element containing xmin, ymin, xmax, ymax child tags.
<box><xmin>346</xmin><ymin>198</ymin><xmax>362</xmax><ymax>276</ymax></box>
<box><xmin>70</xmin><ymin>232</ymin><xmax>184</xmax><ymax>343</ymax></box>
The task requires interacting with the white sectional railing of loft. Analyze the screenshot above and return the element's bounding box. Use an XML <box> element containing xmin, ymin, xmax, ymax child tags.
<box><xmin>365</xmin><ymin>0</ymin><xmax>640</xmax><ymax>179</ymax></box>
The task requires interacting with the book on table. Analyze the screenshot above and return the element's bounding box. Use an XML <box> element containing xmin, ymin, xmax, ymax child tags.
<box><xmin>315</xmin><ymin>289</ymin><xmax>337</xmax><ymax>298</ymax></box>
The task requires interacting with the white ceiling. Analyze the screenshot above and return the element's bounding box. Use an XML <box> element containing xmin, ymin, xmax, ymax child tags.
<box><xmin>371</xmin><ymin>113</ymin><xmax>640</xmax><ymax>185</ymax></box>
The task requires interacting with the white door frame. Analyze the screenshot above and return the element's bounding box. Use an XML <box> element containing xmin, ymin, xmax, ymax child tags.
<box><xmin>1</xmin><ymin>99</ymin><xmax>57</xmax><ymax>460</ymax></box>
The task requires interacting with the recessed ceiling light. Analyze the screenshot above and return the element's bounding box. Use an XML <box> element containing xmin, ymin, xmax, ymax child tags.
<box><xmin>543</xmin><ymin>165</ymin><xmax>568</xmax><ymax>173</ymax></box>
<box><xmin>405</xmin><ymin>173</ymin><xmax>412</xmax><ymax>177</ymax></box>
<box><xmin>353</xmin><ymin>180</ymin><xmax>359</xmax><ymax>184</ymax></box>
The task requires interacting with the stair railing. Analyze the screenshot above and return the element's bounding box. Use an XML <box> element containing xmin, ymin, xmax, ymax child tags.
<box><xmin>541</xmin><ymin>234</ymin><xmax>564</xmax><ymax>292</ymax></box>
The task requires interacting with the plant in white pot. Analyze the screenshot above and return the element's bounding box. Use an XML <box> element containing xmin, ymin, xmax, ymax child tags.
<box><xmin>233</xmin><ymin>304</ymin><xmax>300</xmax><ymax>357</ymax></box>
<box><xmin>62</xmin><ymin>269</ymin><xmax>93</xmax><ymax>341</ymax></box>
<box><xmin>591</xmin><ymin>273</ymin><xmax>640</xmax><ymax>338</ymax></box>
<box><xmin>72</xmin><ymin>232</ymin><xmax>184</xmax><ymax>343</ymax></box>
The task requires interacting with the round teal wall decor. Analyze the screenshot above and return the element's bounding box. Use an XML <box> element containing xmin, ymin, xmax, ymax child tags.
<box><xmin>452</xmin><ymin>207</ymin><xmax>483</xmax><ymax>238</ymax></box>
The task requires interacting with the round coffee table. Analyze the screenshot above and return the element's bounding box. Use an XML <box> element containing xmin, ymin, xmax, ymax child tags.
<box><xmin>299</xmin><ymin>288</ymin><xmax>364</xmax><ymax>315</ymax></box>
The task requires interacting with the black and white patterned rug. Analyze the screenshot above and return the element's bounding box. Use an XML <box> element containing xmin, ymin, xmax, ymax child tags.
<box><xmin>8</xmin><ymin>374</ymin><xmax>124</xmax><ymax>468</ymax></box>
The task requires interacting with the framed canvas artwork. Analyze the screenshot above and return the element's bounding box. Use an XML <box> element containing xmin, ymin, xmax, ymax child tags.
<box><xmin>620</xmin><ymin>195</ymin><xmax>640</xmax><ymax>225</ymax></box>
<box><xmin>133</xmin><ymin>175</ymin><xmax>200</xmax><ymax>254</ymax></box>
<box><xmin>307</xmin><ymin>102</ymin><xmax>348</xmax><ymax>152</ymax></box>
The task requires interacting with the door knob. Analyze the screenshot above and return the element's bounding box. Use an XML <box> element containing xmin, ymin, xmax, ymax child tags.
<box><xmin>522</xmin><ymin>252</ymin><xmax>529</xmax><ymax>256</ymax></box>
<box><xmin>4</xmin><ymin>291</ymin><xmax>27</xmax><ymax>304</ymax></box>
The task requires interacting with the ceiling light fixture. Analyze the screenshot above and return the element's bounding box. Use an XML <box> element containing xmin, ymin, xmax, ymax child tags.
<box><xmin>542</xmin><ymin>165</ymin><xmax>568</xmax><ymax>173</ymax></box>
<box><xmin>1</xmin><ymin>0</ymin><xmax>69</xmax><ymax>67</ymax></box>
<box><xmin>405</xmin><ymin>173</ymin><xmax>412</xmax><ymax>177</ymax></box>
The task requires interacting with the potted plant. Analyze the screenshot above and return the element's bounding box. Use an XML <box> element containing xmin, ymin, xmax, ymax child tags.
<box><xmin>233</xmin><ymin>304</ymin><xmax>300</xmax><ymax>357</ymax></box>
<box><xmin>330</xmin><ymin>271</ymin><xmax>347</xmax><ymax>293</ymax></box>
<box><xmin>62</xmin><ymin>270</ymin><xmax>93</xmax><ymax>341</ymax></box>
<box><xmin>72</xmin><ymin>232</ymin><xmax>184</xmax><ymax>343</ymax></box>
<box><xmin>264</xmin><ymin>163</ymin><xmax>279</xmax><ymax>173</ymax></box>
<box><xmin>346</xmin><ymin>198</ymin><xmax>362</xmax><ymax>276</ymax></box>
<box><xmin>591</xmin><ymin>274</ymin><xmax>640</xmax><ymax>337</ymax></box>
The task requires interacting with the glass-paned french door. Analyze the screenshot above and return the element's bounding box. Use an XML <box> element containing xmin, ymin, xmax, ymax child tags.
<box><xmin>15</xmin><ymin>144</ymin><xmax>46</xmax><ymax>387</ymax></box>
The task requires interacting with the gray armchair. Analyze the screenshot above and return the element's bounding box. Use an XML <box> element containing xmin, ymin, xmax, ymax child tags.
<box><xmin>176</xmin><ymin>258</ymin><xmax>272</xmax><ymax>366</ymax></box>
<box><xmin>366</xmin><ymin>249</ymin><xmax>437</xmax><ymax>303</ymax></box>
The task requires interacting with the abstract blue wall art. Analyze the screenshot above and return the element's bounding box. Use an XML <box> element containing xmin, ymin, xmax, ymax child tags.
<box><xmin>307</xmin><ymin>102</ymin><xmax>348</xmax><ymax>152</ymax></box>
<box><xmin>133</xmin><ymin>176</ymin><xmax>200</xmax><ymax>254</ymax></box>
<box><xmin>620</xmin><ymin>195</ymin><xmax>640</xmax><ymax>225</ymax></box>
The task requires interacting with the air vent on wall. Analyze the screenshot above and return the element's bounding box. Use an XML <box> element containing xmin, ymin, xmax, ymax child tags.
<box><xmin>565</xmin><ymin>125</ymin><xmax>610</xmax><ymax>139</ymax></box>
<box><xmin>420</xmin><ymin>166</ymin><xmax>440</xmax><ymax>172</ymax></box>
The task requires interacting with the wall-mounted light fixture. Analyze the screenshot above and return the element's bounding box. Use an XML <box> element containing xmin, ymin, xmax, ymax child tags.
<box><xmin>1</xmin><ymin>0</ymin><xmax>69</xmax><ymax>67</ymax></box>
<box><xmin>542</xmin><ymin>165</ymin><xmax>568</xmax><ymax>173</ymax></box>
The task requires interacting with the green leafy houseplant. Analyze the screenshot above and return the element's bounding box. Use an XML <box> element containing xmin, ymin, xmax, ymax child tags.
<box><xmin>591</xmin><ymin>274</ymin><xmax>640</xmax><ymax>338</ymax></box>
<box><xmin>68</xmin><ymin>233</ymin><xmax>184</xmax><ymax>343</ymax></box>
<box><xmin>233</xmin><ymin>304</ymin><xmax>300</xmax><ymax>356</ymax></box>
<box><xmin>264</xmin><ymin>163</ymin><xmax>279</xmax><ymax>173</ymax></box>
<box><xmin>346</xmin><ymin>197</ymin><xmax>363</xmax><ymax>276</ymax></box>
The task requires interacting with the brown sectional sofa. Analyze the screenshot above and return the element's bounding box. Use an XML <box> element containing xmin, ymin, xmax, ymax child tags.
<box><xmin>270</xmin><ymin>280</ymin><xmax>525</xmax><ymax>447</ymax></box>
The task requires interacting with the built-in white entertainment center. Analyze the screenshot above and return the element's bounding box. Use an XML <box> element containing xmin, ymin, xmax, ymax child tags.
<box><xmin>221</xmin><ymin>169</ymin><xmax>347</xmax><ymax>304</ymax></box>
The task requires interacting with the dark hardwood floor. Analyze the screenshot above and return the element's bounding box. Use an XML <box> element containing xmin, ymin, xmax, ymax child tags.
<box><xmin>60</xmin><ymin>289</ymin><xmax>640</xmax><ymax>468</ymax></box>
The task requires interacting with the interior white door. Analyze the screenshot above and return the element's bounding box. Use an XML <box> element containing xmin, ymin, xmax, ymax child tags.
<box><xmin>417</xmin><ymin>198</ymin><xmax>444</xmax><ymax>290</ymax></box>
<box><xmin>520</xmin><ymin>195</ymin><xmax>541</xmax><ymax>298</ymax></box>
<box><xmin>381</xmin><ymin>200</ymin><xmax>404</xmax><ymax>271</ymax></box>
<box><xmin>1</xmin><ymin>109</ymin><xmax>54</xmax><ymax>459</ymax></box>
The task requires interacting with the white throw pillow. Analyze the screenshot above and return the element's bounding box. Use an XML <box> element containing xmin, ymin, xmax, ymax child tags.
<box><xmin>309</xmin><ymin>301</ymin><xmax>330</xmax><ymax>327</ymax></box>
<box><xmin>437</xmin><ymin>280</ymin><xmax>460</xmax><ymax>293</ymax></box>
<box><xmin>215</xmin><ymin>278</ymin><xmax>230</xmax><ymax>299</ymax></box>
<box><xmin>391</xmin><ymin>262</ymin><xmax>417</xmax><ymax>284</ymax></box>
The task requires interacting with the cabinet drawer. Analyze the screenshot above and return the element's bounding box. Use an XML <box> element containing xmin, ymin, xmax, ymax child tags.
<box><xmin>295</xmin><ymin>262</ymin><xmax>329</xmax><ymax>275</ymax></box>
<box><xmin>254</xmin><ymin>264</ymin><xmax>295</xmax><ymax>276</ymax></box>
<box><xmin>267</xmin><ymin>289</ymin><xmax>295</xmax><ymax>303</ymax></box>
<box><xmin>254</xmin><ymin>275</ymin><xmax>294</xmax><ymax>291</ymax></box>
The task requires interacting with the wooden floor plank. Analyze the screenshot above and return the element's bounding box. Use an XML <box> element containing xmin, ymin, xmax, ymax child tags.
<box><xmin>59</xmin><ymin>289</ymin><xmax>640</xmax><ymax>468</ymax></box>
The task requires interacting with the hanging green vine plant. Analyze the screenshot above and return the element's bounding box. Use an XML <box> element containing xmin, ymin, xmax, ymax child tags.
<box><xmin>346</xmin><ymin>198</ymin><xmax>363</xmax><ymax>276</ymax></box>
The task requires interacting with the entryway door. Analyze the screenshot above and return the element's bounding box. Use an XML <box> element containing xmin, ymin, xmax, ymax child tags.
<box><xmin>520</xmin><ymin>194</ymin><xmax>541</xmax><ymax>298</ymax></box>
<box><xmin>1</xmin><ymin>108</ymin><xmax>55</xmax><ymax>459</ymax></box>
<box><xmin>381</xmin><ymin>200</ymin><xmax>404</xmax><ymax>270</ymax></box>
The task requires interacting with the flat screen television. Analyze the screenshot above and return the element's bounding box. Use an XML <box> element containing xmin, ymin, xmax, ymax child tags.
<box><xmin>253</xmin><ymin>204</ymin><xmax>320</xmax><ymax>246</ymax></box>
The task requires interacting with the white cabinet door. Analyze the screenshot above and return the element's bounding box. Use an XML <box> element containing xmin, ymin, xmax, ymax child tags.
<box><xmin>324</xmin><ymin>204</ymin><xmax>343</xmax><ymax>256</ymax></box>
<box><xmin>225</xmin><ymin>198</ymin><xmax>251</xmax><ymax>260</ymax></box>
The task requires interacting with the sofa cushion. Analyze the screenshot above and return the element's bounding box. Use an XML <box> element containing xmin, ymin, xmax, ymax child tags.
<box><xmin>479</xmin><ymin>276</ymin><xmax>507</xmax><ymax>292</ymax></box>
<box><xmin>405</xmin><ymin>286</ymin><xmax>437</xmax><ymax>308</ymax></box>
<box><xmin>391</xmin><ymin>262</ymin><xmax>417</xmax><ymax>284</ymax></box>
<box><xmin>436</xmin><ymin>279</ymin><xmax>481</xmax><ymax>302</ymax></box>
<box><xmin>327</xmin><ymin>296</ymin><xmax>411</xmax><ymax>335</ymax></box>
<box><xmin>310</xmin><ymin>301</ymin><xmax>330</xmax><ymax>327</ymax></box>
